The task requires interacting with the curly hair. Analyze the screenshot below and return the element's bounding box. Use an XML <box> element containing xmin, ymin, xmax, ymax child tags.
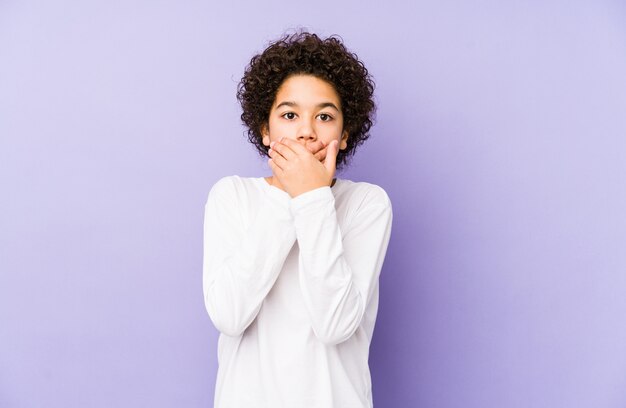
<box><xmin>236</xmin><ymin>30</ymin><xmax>376</xmax><ymax>171</ymax></box>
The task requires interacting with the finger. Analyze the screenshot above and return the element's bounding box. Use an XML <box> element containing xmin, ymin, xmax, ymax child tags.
<box><xmin>324</xmin><ymin>140</ymin><xmax>338</xmax><ymax>175</ymax></box>
<box><xmin>311</xmin><ymin>140</ymin><xmax>328</xmax><ymax>160</ymax></box>
<box><xmin>268</xmin><ymin>143</ymin><xmax>289</xmax><ymax>161</ymax></box>
<box><xmin>272</xmin><ymin>139</ymin><xmax>298</xmax><ymax>161</ymax></box>
<box><xmin>307</xmin><ymin>140</ymin><xmax>326</xmax><ymax>154</ymax></box>
<box><xmin>268</xmin><ymin>158</ymin><xmax>284</xmax><ymax>175</ymax></box>
<box><xmin>278</xmin><ymin>137</ymin><xmax>310</xmax><ymax>157</ymax></box>
<box><xmin>268</xmin><ymin>147</ymin><xmax>289</xmax><ymax>169</ymax></box>
<box><xmin>313</xmin><ymin>146</ymin><xmax>328</xmax><ymax>161</ymax></box>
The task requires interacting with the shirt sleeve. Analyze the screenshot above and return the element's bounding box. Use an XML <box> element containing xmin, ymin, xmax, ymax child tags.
<box><xmin>203</xmin><ymin>177</ymin><xmax>296</xmax><ymax>337</ymax></box>
<box><xmin>289</xmin><ymin>185</ymin><xmax>393</xmax><ymax>346</ymax></box>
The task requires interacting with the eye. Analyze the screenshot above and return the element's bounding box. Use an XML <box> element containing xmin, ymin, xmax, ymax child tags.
<box><xmin>282</xmin><ymin>112</ymin><xmax>296</xmax><ymax>120</ymax></box>
<box><xmin>318</xmin><ymin>113</ymin><xmax>333</xmax><ymax>122</ymax></box>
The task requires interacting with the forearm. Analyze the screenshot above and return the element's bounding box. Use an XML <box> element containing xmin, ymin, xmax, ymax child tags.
<box><xmin>290</xmin><ymin>185</ymin><xmax>393</xmax><ymax>345</ymax></box>
<box><xmin>203</xmin><ymin>178</ymin><xmax>296</xmax><ymax>336</ymax></box>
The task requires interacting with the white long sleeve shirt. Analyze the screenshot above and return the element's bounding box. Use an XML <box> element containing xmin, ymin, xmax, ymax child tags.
<box><xmin>203</xmin><ymin>175</ymin><xmax>393</xmax><ymax>408</ymax></box>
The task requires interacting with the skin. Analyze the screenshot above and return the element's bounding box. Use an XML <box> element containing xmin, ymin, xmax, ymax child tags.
<box><xmin>261</xmin><ymin>74</ymin><xmax>349</xmax><ymax>198</ymax></box>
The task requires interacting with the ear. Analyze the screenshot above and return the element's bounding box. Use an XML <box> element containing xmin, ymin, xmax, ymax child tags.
<box><xmin>339</xmin><ymin>129</ymin><xmax>349</xmax><ymax>150</ymax></box>
<box><xmin>261</xmin><ymin>123</ymin><xmax>270</xmax><ymax>146</ymax></box>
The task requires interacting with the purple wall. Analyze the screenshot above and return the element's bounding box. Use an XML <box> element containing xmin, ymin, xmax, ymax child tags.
<box><xmin>1</xmin><ymin>1</ymin><xmax>625</xmax><ymax>407</ymax></box>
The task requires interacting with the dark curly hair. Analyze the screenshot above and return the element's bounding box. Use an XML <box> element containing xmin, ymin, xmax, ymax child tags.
<box><xmin>236</xmin><ymin>30</ymin><xmax>376</xmax><ymax>171</ymax></box>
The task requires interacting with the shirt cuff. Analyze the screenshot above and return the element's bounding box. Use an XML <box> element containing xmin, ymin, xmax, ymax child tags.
<box><xmin>265</xmin><ymin>184</ymin><xmax>294</xmax><ymax>221</ymax></box>
<box><xmin>289</xmin><ymin>186</ymin><xmax>334</xmax><ymax>217</ymax></box>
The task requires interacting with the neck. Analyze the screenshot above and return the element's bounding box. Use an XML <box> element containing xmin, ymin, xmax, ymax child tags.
<box><xmin>266</xmin><ymin>176</ymin><xmax>337</xmax><ymax>188</ymax></box>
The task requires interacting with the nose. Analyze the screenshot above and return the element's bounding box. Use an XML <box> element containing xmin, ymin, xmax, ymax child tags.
<box><xmin>296</xmin><ymin>117</ymin><xmax>317</xmax><ymax>143</ymax></box>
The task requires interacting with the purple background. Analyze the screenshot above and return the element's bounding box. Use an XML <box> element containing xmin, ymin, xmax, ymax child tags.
<box><xmin>1</xmin><ymin>1</ymin><xmax>625</xmax><ymax>407</ymax></box>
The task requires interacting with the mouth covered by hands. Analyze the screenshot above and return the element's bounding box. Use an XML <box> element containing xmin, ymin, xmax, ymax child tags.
<box><xmin>307</xmin><ymin>139</ymin><xmax>329</xmax><ymax>162</ymax></box>
<box><xmin>267</xmin><ymin>138</ymin><xmax>339</xmax><ymax>198</ymax></box>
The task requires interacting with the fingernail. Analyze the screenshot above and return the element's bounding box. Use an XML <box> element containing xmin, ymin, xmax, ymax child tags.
<box><xmin>270</xmin><ymin>141</ymin><xmax>275</xmax><ymax>148</ymax></box>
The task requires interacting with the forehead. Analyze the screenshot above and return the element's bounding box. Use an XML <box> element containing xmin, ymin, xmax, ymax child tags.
<box><xmin>273</xmin><ymin>74</ymin><xmax>340</xmax><ymax>107</ymax></box>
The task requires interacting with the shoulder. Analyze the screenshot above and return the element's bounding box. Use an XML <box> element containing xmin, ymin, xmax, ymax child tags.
<box><xmin>206</xmin><ymin>175</ymin><xmax>255</xmax><ymax>203</ymax></box>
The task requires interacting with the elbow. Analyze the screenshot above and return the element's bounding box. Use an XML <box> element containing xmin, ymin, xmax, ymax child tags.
<box><xmin>204</xmin><ymin>297</ymin><xmax>248</xmax><ymax>338</ymax></box>
<box><xmin>210</xmin><ymin>315</ymin><xmax>247</xmax><ymax>338</ymax></box>
<box><xmin>313</xmin><ymin>327</ymin><xmax>357</xmax><ymax>346</ymax></box>
<box><xmin>310</xmin><ymin>302</ymin><xmax>364</xmax><ymax>346</ymax></box>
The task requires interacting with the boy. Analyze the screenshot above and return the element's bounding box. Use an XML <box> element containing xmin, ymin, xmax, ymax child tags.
<box><xmin>203</xmin><ymin>31</ymin><xmax>393</xmax><ymax>407</ymax></box>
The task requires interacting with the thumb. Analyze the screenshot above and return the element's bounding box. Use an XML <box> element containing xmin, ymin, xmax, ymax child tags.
<box><xmin>324</xmin><ymin>140</ymin><xmax>338</xmax><ymax>175</ymax></box>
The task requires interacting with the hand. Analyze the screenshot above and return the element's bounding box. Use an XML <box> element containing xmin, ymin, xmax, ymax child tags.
<box><xmin>268</xmin><ymin>137</ymin><xmax>339</xmax><ymax>198</ymax></box>
<box><xmin>266</xmin><ymin>140</ymin><xmax>329</xmax><ymax>192</ymax></box>
<box><xmin>307</xmin><ymin>140</ymin><xmax>330</xmax><ymax>162</ymax></box>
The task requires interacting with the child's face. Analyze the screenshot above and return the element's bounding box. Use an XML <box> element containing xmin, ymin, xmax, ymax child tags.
<box><xmin>261</xmin><ymin>74</ymin><xmax>349</xmax><ymax>153</ymax></box>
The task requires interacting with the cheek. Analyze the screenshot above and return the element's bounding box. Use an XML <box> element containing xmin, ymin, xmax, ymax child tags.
<box><xmin>325</xmin><ymin>122</ymin><xmax>344</xmax><ymax>138</ymax></box>
<box><xmin>268</xmin><ymin>117</ymin><xmax>295</xmax><ymax>136</ymax></box>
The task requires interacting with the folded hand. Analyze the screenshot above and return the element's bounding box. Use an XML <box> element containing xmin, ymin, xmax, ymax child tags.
<box><xmin>268</xmin><ymin>138</ymin><xmax>339</xmax><ymax>198</ymax></box>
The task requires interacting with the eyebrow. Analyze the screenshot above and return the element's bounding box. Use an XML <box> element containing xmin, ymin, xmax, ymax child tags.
<box><xmin>275</xmin><ymin>101</ymin><xmax>340</xmax><ymax>111</ymax></box>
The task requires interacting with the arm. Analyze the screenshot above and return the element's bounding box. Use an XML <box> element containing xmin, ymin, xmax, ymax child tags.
<box><xmin>290</xmin><ymin>184</ymin><xmax>393</xmax><ymax>345</ymax></box>
<box><xmin>203</xmin><ymin>176</ymin><xmax>296</xmax><ymax>337</ymax></box>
